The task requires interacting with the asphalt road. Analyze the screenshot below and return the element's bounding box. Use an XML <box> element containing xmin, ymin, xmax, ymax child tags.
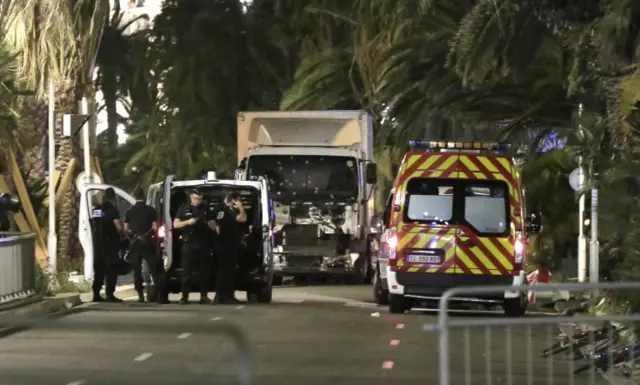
<box><xmin>0</xmin><ymin>285</ymin><xmax>608</xmax><ymax>385</ymax></box>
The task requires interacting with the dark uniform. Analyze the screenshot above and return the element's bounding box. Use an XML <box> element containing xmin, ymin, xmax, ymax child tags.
<box><xmin>212</xmin><ymin>204</ymin><xmax>242</xmax><ymax>303</ymax></box>
<box><xmin>0</xmin><ymin>193</ymin><xmax>13</xmax><ymax>231</ymax></box>
<box><xmin>175</xmin><ymin>202</ymin><xmax>212</xmax><ymax>302</ymax></box>
<box><xmin>91</xmin><ymin>200</ymin><xmax>120</xmax><ymax>301</ymax></box>
<box><xmin>125</xmin><ymin>201</ymin><xmax>167</xmax><ymax>303</ymax></box>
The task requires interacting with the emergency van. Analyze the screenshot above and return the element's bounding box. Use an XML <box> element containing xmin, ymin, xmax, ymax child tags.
<box><xmin>78</xmin><ymin>172</ymin><xmax>275</xmax><ymax>303</ymax></box>
<box><xmin>379</xmin><ymin>141</ymin><xmax>540</xmax><ymax>315</ymax></box>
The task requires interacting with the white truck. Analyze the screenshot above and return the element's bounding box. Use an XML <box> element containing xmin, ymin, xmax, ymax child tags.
<box><xmin>235</xmin><ymin>110</ymin><xmax>378</xmax><ymax>284</ymax></box>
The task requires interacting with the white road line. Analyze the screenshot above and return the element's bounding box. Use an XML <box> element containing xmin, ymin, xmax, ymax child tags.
<box><xmin>235</xmin><ymin>305</ymin><xmax>245</xmax><ymax>310</ymax></box>
<box><xmin>390</xmin><ymin>339</ymin><xmax>400</xmax><ymax>346</ymax></box>
<box><xmin>65</xmin><ymin>381</ymin><xmax>86</xmax><ymax>385</ymax></box>
<box><xmin>396</xmin><ymin>323</ymin><xmax>405</xmax><ymax>329</ymax></box>
<box><xmin>133</xmin><ymin>352</ymin><xmax>153</xmax><ymax>362</ymax></box>
<box><xmin>177</xmin><ymin>333</ymin><xmax>192</xmax><ymax>339</ymax></box>
<box><xmin>210</xmin><ymin>317</ymin><xmax>223</xmax><ymax>321</ymax></box>
<box><xmin>382</xmin><ymin>360</ymin><xmax>394</xmax><ymax>369</ymax></box>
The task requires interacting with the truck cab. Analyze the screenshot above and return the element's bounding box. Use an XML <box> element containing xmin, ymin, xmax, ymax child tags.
<box><xmin>78</xmin><ymin>172</ymin><xmax>275</xmax><ymax>303</ymax></box>
<box><xmin>235</xmin><ymin>111</ymin><xmax>377</xmax><ymax>284</ymax></box>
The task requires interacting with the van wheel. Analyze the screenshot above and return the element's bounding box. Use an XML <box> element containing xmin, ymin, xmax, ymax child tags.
<box><xmin>247</xmin><ymin>285</ymin><xmax>273</xmax><ymax>303</ymax></box>
<box><xmin>389</xmin><ymin>294</ymin><xmax>411</xmax><ymax>314</ymax></box>
<box><xmin>503</xmin><ymin>294</ymin><xmax>528</xmax><ymax>317</ymax></box>
<box><xmin>373</xmin><ymin>269</ymin><xmax>389</xmax><ymax>305</ymax></box>
<box><xmin>146</xmin><ymin>285</ymin><xmax>157</xmax><ymax>303</ymax></box>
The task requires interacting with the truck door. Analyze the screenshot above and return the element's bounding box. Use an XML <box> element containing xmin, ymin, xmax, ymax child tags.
<box><xmin>162</xmin><ymin>175</ymin><xmax>175</xmax><ymax>270</ymax></box>
<box><xmin>78</xmin><ymin>183</ymin><xmax>135</xmax><ymax>282</ymax></box>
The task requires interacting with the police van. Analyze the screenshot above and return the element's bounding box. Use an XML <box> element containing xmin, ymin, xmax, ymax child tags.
<box><xmin>377</xmin><ymin>141</ymin><xmax>541</xmax><ymax>315</ymax></box>
<box><xmin>78</xmin><ymin>172</ymin><xmax>275</xmax><ymax>303</ymax></box>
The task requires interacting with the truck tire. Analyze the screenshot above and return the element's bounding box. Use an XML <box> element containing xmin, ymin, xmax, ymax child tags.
<box><xmin>247</xmin><ymin>284</ymin><xmax>273</xmax><ymax>303</ymax></box>
<box><xmin>347</xmin><ymin>255</ymin><xmax>368</xmax><ymax>285</ymax></box>
<box><xmin>146</xmin><ymin>285</ymin><xmax>157</xmax><ymax>303</ymax></box>
<box><xmin>503</xmin><ymin>293</ymin><xmax>527</xmax><ymax>317</ymax></box>
<box><xmin>389</xmin><ymin>294</ymin><xmax>411</xmax><ymax>314</ymax></box>
<box><xmin>373</xmin><ymin>268</ymin><xmax>389</xmax><ymax>305</ymax></box>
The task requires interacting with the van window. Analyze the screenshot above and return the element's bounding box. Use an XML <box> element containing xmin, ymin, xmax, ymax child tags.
<box><xmin>463</xmin><ymin>182</ymin><xmax>508</xmax><ymax>234</ymax></box>
<box><xmin>405</xmin><ymin>179</ymin><xmax>454</xmax><ymax>222</ymax></box>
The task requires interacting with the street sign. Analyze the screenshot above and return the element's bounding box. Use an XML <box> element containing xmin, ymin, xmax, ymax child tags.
<box><xmin>569</xmin><ymin>168</ymin><xmax>584</xmax><ymax>191</ymax></box>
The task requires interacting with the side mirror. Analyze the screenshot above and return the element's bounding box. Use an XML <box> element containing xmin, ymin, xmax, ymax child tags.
<box><xmin>369</xmin><ymin>214</ymin><xmax>382</xmax><ymax>233</ymax></box>
<box><xmin>365</xmin><ymin>163</ymin><xmax>377</xmax><ymax>184</ymax></box>
<box><xmin>262</xmin><ymin>224</ymin><xmax>269</xmax><ymax>233</ymax></box>
<box><xmin>525</xmin><ymin>212</ymin><xmax>541</xmax><ymax>235</ymax></box>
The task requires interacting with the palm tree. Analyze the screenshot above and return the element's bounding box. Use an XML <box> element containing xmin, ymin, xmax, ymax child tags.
<box><xmin>1</xmin><ymin>0</ymin><xmax>109</xmax><ymax>266</ymax></box>
<box><xmin>95</xmin><ymin>1</ymin><xmax>150</xmax><ymax>151</ymax></box>
<box><xmin>0</xmin><ymin>41</ymin><xmax>24</xmax><ymax>160</ymax></box>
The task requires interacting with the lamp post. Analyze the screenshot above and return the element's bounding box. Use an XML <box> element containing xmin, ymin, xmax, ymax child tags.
<box><xmin>47</xmin><ymin>79</ymin><xmax>57</xmax><ymax>290</ymax></box>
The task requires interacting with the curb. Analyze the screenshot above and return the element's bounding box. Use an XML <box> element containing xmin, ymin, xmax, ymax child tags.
<box><xmin>0</xmin><ymin>293</ymin><xmax>83</xmax><ymax>338</ymax></box>
<box><xmin>78</xmin><ymin>284</ymin><xmax>137</xmax><ymax>303</ymax></box>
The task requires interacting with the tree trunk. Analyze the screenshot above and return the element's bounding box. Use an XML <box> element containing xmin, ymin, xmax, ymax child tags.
<box><xmin>18</xmin><ymin>97</ymin><xmax>49</xmax><ymax>224</ymax></box>
<box><xmin>102</xmin><ymin>66</ymin><xmax>119</xmax><ymax>150</ymax></box>
<box><xmin>53</xmin><ymin>81</ymin><xmax>82</xmax><ymax>271</ymax></box>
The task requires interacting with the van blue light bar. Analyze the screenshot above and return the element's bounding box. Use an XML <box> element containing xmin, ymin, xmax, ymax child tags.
<box><xmin>408</xmin><ymin>140</ymin><xmax>513</xmax><ymax>152</ymax></box>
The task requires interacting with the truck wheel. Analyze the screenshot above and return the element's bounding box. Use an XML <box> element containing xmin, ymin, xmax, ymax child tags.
<box><xmin>146</xmin><ymin>285</ymin><xmax>157</xmax><ymax>303</ymax></box>
<box><xmin>503</xmin><ymin>293</ymin><xmax>528</xmax><ymax>317</ymax></box>
<box><xmin>389</xmin><ymin>294</ymin><xmax>411</xmax><ymax>314</ymax></box>
<box><xmin>347</xmin><ymin>256</ymin><xmax>367</xmax><ymax>285</ymax></box>
<box><xmin>373</xmin><ymin>270</ymin><xmax>389</xmax><ymax>305</ymax></box>
<box><xmin>247</xmin><ymin>285</ymin><xmax>273</xmax><ymax>303</ymax></box>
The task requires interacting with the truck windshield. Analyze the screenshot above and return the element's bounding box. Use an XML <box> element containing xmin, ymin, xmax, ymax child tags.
<box><xmin>247</xmin><ymin>155</ymin><xmax>359</xmax><ymax>201</ymax></box>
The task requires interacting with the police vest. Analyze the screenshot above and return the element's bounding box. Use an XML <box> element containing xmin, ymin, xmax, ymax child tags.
<box><xmin>91</xmin><ymin>204</ymin><xmax>117</xmax><ymax>243</ymax></box>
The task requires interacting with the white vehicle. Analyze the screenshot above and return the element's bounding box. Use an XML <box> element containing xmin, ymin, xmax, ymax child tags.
<box><xmin>78</xmin><ymin>172</ymin><xmax>275</xmax><ymax>302</ymax></box>
<box><xmin>235</xmin><ymin>110</ymin><xmax>377</xmax><ymax>283</ymax></box>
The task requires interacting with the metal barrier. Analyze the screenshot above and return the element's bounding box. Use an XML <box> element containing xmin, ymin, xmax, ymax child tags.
<box><xmin>424</xmin><ymin>282</ymin><xmax>640</xmax><ymax>385</ymax></box>
<box><xmin>0</xmin><ymin>232</ymin><xmax>36</xmax><ymax>305</ymax></box>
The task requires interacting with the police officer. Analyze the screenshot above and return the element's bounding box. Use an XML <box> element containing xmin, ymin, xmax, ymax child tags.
<box><xmin>0</xmin><ymin>193</ymin><xmax>12</xmax><ymax>231</ymax></box>
<box><xmin>173</xmin><ymin>188</ymin><xmax>213</xmax><ymax>304</ymax></box>
<box><xmin>211</xmin><ymin>191</ymin><xmax>247</xmax><ymax>304</ymax></box>
<box><xmin>124</xmin><ymin>187</ymin><xmax>167</xmax><ymax>303</ymax></box>
<box><xmin>91</xmin><ymin>188</ymin><xmax>124</xmax><ymax>302</ymax></box>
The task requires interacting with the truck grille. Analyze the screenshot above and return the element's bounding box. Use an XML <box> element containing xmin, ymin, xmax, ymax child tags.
<box><xmin>282</xmin><ymin>224</ymin><xmax>317</xmax><ymax>246</ymax></box>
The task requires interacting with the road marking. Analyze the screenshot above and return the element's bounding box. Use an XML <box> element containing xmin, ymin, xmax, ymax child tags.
<box><xmin>133</xmin><ymin>352</ymin><xmax>153</xmax><ymax>362</ymax></box>
<box><xmin>396</xmin><ymin>323</ymin><xmax>405</xmax><ymax>329</ymax></box>
<box><xmin>382</xmin><ymin>360</ymin><xmax>394</xmax><ymax>369</ymax></box>
<box><xmin>211</xmin><ymin>317</ymin><xmax>223</xmax><ymax>321</ymax></box>
<box><xmin>390</xmin><ymin>339</ymin><xmax>400</xmax><ymax>346</ymax></box>
<box><xmin>236</xmin><ymin>305</ymin><xmax>245</xmax><ymax>310</ymax></box>
<box><xmin>177</xmin><ymin>333</ymin><xmax>192</xmax><ymax>339</ymax></box>
<box><xmin>65</xmin><ymin>381</ymin><xmax>86</xmax><ymax>385</ymax></box>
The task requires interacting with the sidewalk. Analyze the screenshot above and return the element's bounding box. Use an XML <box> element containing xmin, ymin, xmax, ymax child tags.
<box><xmin>0</xmin><ymin>281</ymin><xmax>137</xmax><ymax>338</ymax></box>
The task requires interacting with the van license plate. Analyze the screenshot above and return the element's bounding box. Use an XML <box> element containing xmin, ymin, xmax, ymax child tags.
<box><xmin>407</xmin><ymin>254</ymin><xmax>442</xmax><ymax>264</ymax></box>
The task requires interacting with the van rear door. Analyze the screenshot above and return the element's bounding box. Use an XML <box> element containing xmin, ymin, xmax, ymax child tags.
<box><xmin>162</xmin><ymin>175</ymin><xmax>176</xmax><ymax>270</ymax></box>
<box><xmin>454</xmin><ymin>155</ymin><xmax>515</xmax><ymax>276</ymax></box>
<box><xmin>78</xmin><ymin>183</ymin><xmax>135</xmax><ymax>281</ymax></box>
<box><xmin>396</xmin><ymin>152</ymin><xmax>459</xmax><ymax>277</ymax></box>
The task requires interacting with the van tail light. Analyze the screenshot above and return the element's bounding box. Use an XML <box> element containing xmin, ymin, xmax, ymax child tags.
<box><xmin>514</xmin><ymin>231</ymin><xmax>524</xmax><ymax>272</ymax></box>
<box><xmin>158</xmin><ymin>225</ymin><xmax>166</xmax><ymax>239</ymax></box>
<box><xmin>387</xmin><ymin>228</ymin><xmax>398</xmax><ymax>271</ymax></box>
